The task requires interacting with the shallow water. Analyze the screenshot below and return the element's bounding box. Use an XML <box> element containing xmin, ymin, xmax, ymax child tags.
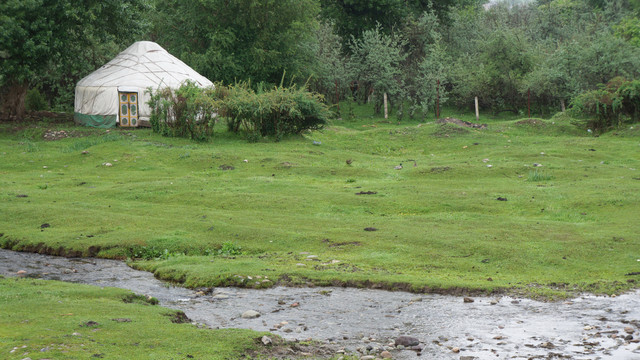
<box><xmin>1</xmin><ymin>249</ymin><xmax>639</xmax><ymax>359</ymax></box>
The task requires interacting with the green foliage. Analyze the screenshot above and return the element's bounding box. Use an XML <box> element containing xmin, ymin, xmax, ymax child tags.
<box><xmin>0</xmin><ymin>0</ymin><xmax>150</xmax><ymax>116</ymax></box>
<box><xmin>152</xmin><ymin>0</ymin><xmax>319</xmax><ymax>86</ymax></box>
<box><xmin>147</xmin><ymin>81</ymin><xmax>217</xmax><ymax>141</ymax></box>
<box><xmin>308</xmin><ymin>21</ymin><xmax>349</xmax><ymax>104</ymax></box>
<box><xmin>319</xmin><ymin>0</ymin><xmax>465</xmax><ymax>47</ymax></box>
<box><xmin>217</xmin><ymin>82</ymin><xmax>330</xmax><ymax>141</ymax></box>
<box><xmin>414</xmin><ymin>10</ymin><xmax>449</xmax><ymax>118</ymax></box>
<box><xmin>216</xmin><ymin>242</ymin><xmax>243</xmax><ymax>257</ymax></box>
<box><xmin>24</xmin><ymin>88</ymin><xmax>48</xmax><ymax>111</ymax></box>
<box><xmin>615</xmin><ymin>16</ymin><xmax>640</xmax><ymax>46</ymax></box>
<box><xmin>570</xmin><ymin>77</ymin><xmax>640</xmax><ymax>129</ymax></box>
<box><xmin>348</xmin><ymin>24</ymin><xmax>407</xmax><ymax>114</ymax></box>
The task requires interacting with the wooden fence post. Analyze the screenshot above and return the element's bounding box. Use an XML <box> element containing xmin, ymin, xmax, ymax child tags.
<box><xmin>384</xmin><ymin>92</ymin><xmax>388</xmax><ymax>119</ymax></box>
<box><xmin>436</xmin><ymin>79</ymin><xmax>440</xmax><ymax>120</ymax></box>
<box><xmin>475</xmin><ymin>97</ymin><xmax>479</xmax><ymax>122</ymax></box>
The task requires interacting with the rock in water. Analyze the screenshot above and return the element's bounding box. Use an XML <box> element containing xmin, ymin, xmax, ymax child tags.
<box><xmin>241</xmin><ymin>310</ymin><xmax>260</xmax><ymax>319</ymax></box>
<box><xmin>395</xmin><ymin>335</ymin><xmax>419</xmax><ymax>347</ymax></box>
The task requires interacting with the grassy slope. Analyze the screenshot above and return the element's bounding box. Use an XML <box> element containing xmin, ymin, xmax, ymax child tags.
<box><xmin>0</xmin><ymin>277</ymin><xmax>263</xmax><ymax>359</ymax></box>
<box><xmin>1</xmin><ymin>108</ymin><xmax>639</xmax><ymax>298</ymax></box>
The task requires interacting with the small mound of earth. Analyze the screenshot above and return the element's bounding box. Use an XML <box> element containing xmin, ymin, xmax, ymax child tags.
<box><xmin>515</xmin><ymin>119</ymin><xmax>546</xmax><ymax>127</ymax></box>
<box><xmin>218</xmin><ymin>164</ymin><xmax>235</xmax><ymax>171</ymax></box>
<box><xmin>436</xmin><ymin>117</ymin><xmax>487</xmax><ymax>129</ymax></box>
<box><xmin>432</xmin><ymin>123</ymin><xmax>470</xmax><ymax>137</ymax></box>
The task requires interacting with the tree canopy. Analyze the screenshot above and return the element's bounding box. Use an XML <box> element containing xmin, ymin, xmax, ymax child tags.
<box><xmin>0</xmin><ymin>0</ymin><xmax>150</xmax><ymax>118</ymax></box>
<box><xmin>151</xmin><ymin>0</ymin><xmax>320</xmax><ymax>86</ymax></box>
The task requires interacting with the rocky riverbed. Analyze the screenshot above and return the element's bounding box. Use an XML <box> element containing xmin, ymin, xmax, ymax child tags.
<box><xmin>1</xmin><ymin>249</ymin><xmax>639</xmax><ymax>359</ymax></box>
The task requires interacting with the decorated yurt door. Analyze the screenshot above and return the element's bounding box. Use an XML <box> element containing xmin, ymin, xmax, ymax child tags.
<box><xmin>118</xmin><ymin>92</ymin><xmax>139</xmax><ymax>127</ymax></box>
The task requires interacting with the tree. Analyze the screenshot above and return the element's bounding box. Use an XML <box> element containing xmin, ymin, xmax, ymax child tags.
<box><xmin>0</xmin><ymin>0</ymin><xmax>150</xmax><ymax>119</ymax></box>
<box><xmin>348</xmin><ymin>24</ymin><xmax>407</xmax><ymax>114</ymax></box>
<box><xmin>308</xmin><ymin>21</ymin><xmax>349</xmax><ymax>104</ymax></box>
<box><xmin>403</xmin><ymin>9</ymin><xmax>450</xmax><ymax>119</ymax></box>
<box><xmin>151</xmin><ymin>0</ymin><xmax>320</xmax><ymax>86</ymax></box>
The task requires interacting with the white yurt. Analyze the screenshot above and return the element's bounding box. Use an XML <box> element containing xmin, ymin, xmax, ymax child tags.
<box><xmin>74</xmin><ymin>41</ymin><xmax>213</xmax><ymax>128</ymax></box>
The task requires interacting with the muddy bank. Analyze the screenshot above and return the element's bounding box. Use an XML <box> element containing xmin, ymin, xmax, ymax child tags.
<box><xmin>1</xmin><ymin>249</ymin><xmax>639</xmax><ymax>359</ymax></box>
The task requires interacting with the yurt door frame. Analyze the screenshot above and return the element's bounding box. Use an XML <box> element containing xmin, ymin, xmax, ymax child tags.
<box><xmin>118</xmin><ymin>92</ymin><xmax>139</xmax><ymax>127</ymax></box>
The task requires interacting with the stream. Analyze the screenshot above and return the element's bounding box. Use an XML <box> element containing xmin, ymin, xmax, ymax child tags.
<box><xmin>1</xmin><ymin>248</ymin><xmax>639</xmax><ymax>359</ymax></box>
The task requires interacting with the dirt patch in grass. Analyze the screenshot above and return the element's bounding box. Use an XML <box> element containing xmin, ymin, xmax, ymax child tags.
<box><xmin>328</xmin><ymin>241</ymin><xmax>362</xmax><ymax>248</ymax></box>
<box><xmin>430</xmin><ymin>166</ymin><xmax>452</xmax><ymax>173</ymax></box>
<box><xmin>355</xmin><ymin>191</ymin><xmax>377</xmax><ymax>195</ymax></box>
<box><xmin>165</xmin><ymin>310</ymin><xmax>191</xmax><ymax>324</ymax></box>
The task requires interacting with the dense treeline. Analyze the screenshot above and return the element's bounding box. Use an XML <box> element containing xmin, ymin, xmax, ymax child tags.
<box><xmin>1</xmin><ymin>0</ymin><xmax>640</xmax><ymax>128</ymax></box>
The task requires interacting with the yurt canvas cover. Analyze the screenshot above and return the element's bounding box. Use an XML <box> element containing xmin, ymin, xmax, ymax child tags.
<box><xmin>74</xmin><ymin>41</ymin><xmax>213</xmax><ymax>128</ymax></box>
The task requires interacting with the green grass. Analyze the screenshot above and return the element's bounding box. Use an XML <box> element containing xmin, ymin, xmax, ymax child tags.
<box><xmin>0</xmin><ymin>276</ymin><xmax>264</xmax><ymax>359</ymax></box>
<box><xmin>1</xmin><ymin>113</ymin><xmax>640</xmax><ymax>298</ymax></box>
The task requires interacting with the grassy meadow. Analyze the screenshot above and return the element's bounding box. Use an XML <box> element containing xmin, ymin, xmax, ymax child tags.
<box><xmin>1</xmin><ymin>105</ymin><xmax>640</xmax><ymax>299</ymax></box>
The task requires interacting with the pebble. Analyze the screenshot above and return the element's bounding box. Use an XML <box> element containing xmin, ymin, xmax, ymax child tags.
<box><xmin>261</xmin><ymin>336</ymin><xmax>272</xmax><ymax>345</ymax></box>
<box><xmin>241</xmin><ymin>310</ymin><xmax>260</xmax><ymax>319</ymax></box>
<box><xmin>16</xmin><ymin>270</ymin><xmax>26</xmax><ymax>275</ymax></box>
<box><xmin>360</xmin><ymin>356</ymin><xmax>375</xmax><ymax>360</ymax></box>
<box><xmin>452</xmin><ymin>347</ymin><xmax>460</xmax><ymax>353</ymax></box>
<box><xmin>380</xmin><ymin>350</ymin><xmax>392</xmax><ymax>358</ymax></box>
<box><xmin>463</xmin><ymin>297</ymin><xmax>474</xmax><ymax>303</ymax></box>
<box><xmin>410</xmin><ymin>296</ymin><xmax>423</xmax><ymax>302</ymax></box>
<box><xmin>624</xmin><ymin>327</ymin><xmax>634</xmax><ymax>334</ymax></box>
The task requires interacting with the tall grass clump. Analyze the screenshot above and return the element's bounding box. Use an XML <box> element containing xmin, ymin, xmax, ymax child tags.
<box><xmin>147</xmin><ymin>81</ymin><xmax>217</xmax><ymax>141</ymax></box>
<box><xmin>527</xmin><ymin>169</ymin><xmax>553</xmax><ymax>182</ymax></box>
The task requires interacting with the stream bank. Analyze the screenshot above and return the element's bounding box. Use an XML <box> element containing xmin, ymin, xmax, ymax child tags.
<box><xmin>1</xmin><ymin>249</ymin><xmax>639</xmax><ymax>359</ymax></box>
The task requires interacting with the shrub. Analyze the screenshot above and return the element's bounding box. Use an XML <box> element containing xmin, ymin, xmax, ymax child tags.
<box><xmin>25</xmin><ymin>88</ymin><xmax>48</xmax><ymax>111</ymax></box>
<box><xmin>217</xmin><ymin>82</ymin><xmax>330</xmax><ymax>141</ymax></box>
<box><xmin>569</xmin><ymin>77</ymin><xmax>640</xmax><ymax>130</ymax></box>
<box><xmin>147</xmin><ymin>81</ymin><xmax>217</xmax><ymax>141</ymax></box>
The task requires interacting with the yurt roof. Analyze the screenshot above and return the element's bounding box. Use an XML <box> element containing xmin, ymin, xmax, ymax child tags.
<box><xmin>76</xmin><ymin>41</ymin><xmax>212</xmax><ymax>89</ymax></box>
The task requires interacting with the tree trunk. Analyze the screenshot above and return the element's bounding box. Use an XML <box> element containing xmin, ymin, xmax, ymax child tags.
<box><xmin>560</xmin><ymin>99</ymin><xmax>566</xmax><ymax>113</ymax></box>
<box><xmin>0</xmin><ymin>80</ymin><xmax>28</xmax><ymax>120</ymax></box>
